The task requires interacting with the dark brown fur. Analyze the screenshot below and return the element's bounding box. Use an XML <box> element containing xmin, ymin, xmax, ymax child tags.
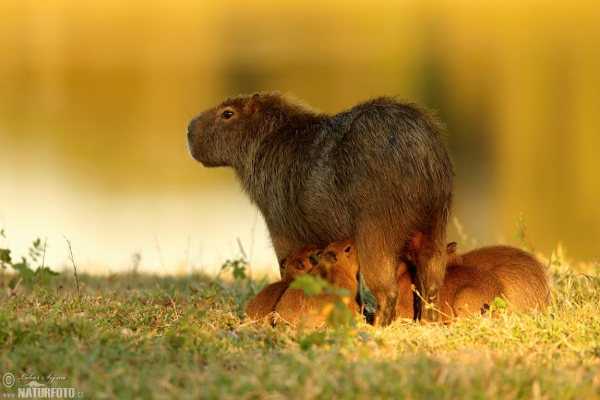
<box><xmin>244</xmin><ymin>246</ymin><xmax>319</xmax><ymax>323</ymax></box>
<box><xmin>274</xmin><ymin>239</ymin><xmax>361</xmax><ymax>329</ymax></box>
<box><xmin>188</xmin><ymin>92</ymin><xmax>454</xmax><ymax>325</ymax></box>
<box><xmin>447</xmin><ymin>245</ymin><xmax>552</xmax><ymax>312</ymax></box>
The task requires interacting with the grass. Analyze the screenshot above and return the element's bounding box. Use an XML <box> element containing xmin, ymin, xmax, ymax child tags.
<box><xmin>0</xmin><ymin>244</ymin><xmax>599</xmax><ymax>399</ymax></box>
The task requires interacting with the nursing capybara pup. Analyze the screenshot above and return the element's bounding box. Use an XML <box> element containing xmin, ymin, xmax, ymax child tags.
<box><xmin>447</xmin><ymin>244</ymin><xmax>552</xmax><ymax>312</ymax></box>
<box><xmin>187</xmin><ymin>92</ymin><xmax>454</xmax><ymax>325</ymax></box>
<box><xmin>396</xmin><ymin>242</ymin><xmax>551</xmax><ymax>321</ymax></box>
<box><xmin>275</xmin><ymin>239</ymin><xmax>361</xmax><ymax>329</ymax></box>
<box><xmin>244</xmin><ymin>245</ymin><xmax>319</xmax><ymax>323</ymax></box>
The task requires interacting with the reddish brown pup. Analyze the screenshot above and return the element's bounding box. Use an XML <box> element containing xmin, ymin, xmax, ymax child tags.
<box><xmin>396</xmin><ymin>243</ymin><xmax>552</xmax><ymax>321</ymax></box>
<box><xmin>448</xmin><ymin>244</ymin><xmax>552</xmax><ymax>312</ymax></box>
<box><xmin>275</xmin><ymin>239</ymin><xmax>361</xmax><ymax>329</ymax></box>
<box><xmin>188</xmin><ymin>92</ymin><xmax>454</xmax><ymax>325</ymax></box>
<box><xmin>244</xmin><ymin>245</ymin><xmax>319</xmax><ymax>323</ymax></box>
<box><xmin>395</xmin><ymin>259</ymin><xmax>504</xmax><ymax>321</ymax></box>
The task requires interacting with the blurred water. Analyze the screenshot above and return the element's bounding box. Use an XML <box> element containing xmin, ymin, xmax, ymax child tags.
<box><xmin>1</xmin><ymin>0</ymin><xmax>599</xmax><ymax>275</ymax></box>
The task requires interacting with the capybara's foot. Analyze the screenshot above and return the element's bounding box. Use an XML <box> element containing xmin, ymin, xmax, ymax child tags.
<box><xmin>362</xmin><ymin>306</ymin><xmax>375</xmax><ymax>325</ymax></box>
<box><xmin>423</xmin><ymin>287</ymin><xmax>440</xmax><ymax>322</ymax></box>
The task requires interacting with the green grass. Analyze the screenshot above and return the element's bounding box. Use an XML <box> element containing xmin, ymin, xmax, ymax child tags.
<box><xmin>1</xmin><ymin>245</ymin><xmax>599</xmax><ymax>399</ymax></box>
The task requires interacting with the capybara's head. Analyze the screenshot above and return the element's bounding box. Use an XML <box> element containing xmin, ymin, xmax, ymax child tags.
<box><xmin>187</xmin><ymin>92</ymin><xmax>319</xmax><ymax>168</ymax></box>
<box><xmin>280</xmin><ymin>245</ymin><xmax>320</xmax><ymax>281</ymax></box>
<box><xmin>187</xmin><ymin>93</ymin><xmax>265</xmax><ymax>167</ymax></box>
<box><xmin>318</xmin><ymin>238</ymin><xmax>358</xmax><ymax>277</ymax></box>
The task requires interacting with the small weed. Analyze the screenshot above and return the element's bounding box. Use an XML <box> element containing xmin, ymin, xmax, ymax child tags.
<box><xmin>514</xmin><ymin>213</ymin><xmax>534</xmax><ymax>251</ymax></box>
<box><xmin>220</xmin><ymin>257</ymin><xmax>248</xmax><ymax>281</ymax></box>
<box><xmin>490</xmin><ymin>296</ymin><xmax>508</xmax><ymax>314</ymax></box>
<box><xmin>290</xmin><ymin>273</ymin><xmax>355</xmax><ymax>323</ymax></box>
<box><xmin>0</xmin><ymin>233</ymin><xmax>59</xmax><ymax>289</ymax></box>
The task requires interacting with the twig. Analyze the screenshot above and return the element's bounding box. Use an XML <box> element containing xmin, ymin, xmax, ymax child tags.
<box><xmin>412</xmin><ymin>285</ymin><xmax>453</xmax><ymax>321</ymax></box>
<box><xmin>40</xmin><ymin>237</ymin><xmax>47</xmax><ymax>286</ymax></box>
<box><xmin>237</xmin><ymin>237</ymin><xmax>252</xmax><ymax>282</ymax></box>
<box><xmin>234</xmin><ymin>312</ymin><xmax>298</xmax><ymax>331</ymax></box>
<box><xmin>64</xmin><ymin>236</ymin><xmax>81</xmax><ymax>300</ymax></box>
<box><xmin>234</xmin><ymin>312</ymin><xmax>276</xmax><ymax>331</ymax></box>
<box><xmin>154</xmin><ymin>234</ymin><xmax>166</xmax><ymax>273</ymax></box>
<box><xmin>165</xmin><ymin>293</ymin><xmax>179</xmax><ymax>321</ymax></box>
<box><xmin>249</xmin><ymin>211</ymin><xmax>258</xmax><ymax>264</ymax></box>
<box><xmin>272</xmin><ymin>312</ymin><xmax>297</xmax><ymax>328</ymax></box>
<box><xmin>452</xmin><ymin>217</ymin><xmax>469</xmax><ymax>245</ymax></box>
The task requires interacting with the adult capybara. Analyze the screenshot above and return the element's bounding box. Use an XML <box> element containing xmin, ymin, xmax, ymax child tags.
<box><xmin>447</xmin><ymin>244</ymin><xmax>552</xmax><ymax>312</ymax></box>
<box><xmin>187</xmin><ymin>92</ymin><xmax>454</xmax><ymax>325</ymax></box>
<box><xmin>275</xmin><ymin>239</ymin><xmax>361</xmax><ymax>329</ymax></box>
<box><xmin>244</xmin><ymin>245</ymin><xmax>319</xmax><ymax>323</ymax></box>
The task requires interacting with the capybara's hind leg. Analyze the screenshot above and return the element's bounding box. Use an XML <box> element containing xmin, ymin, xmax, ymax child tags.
<box><xmin>356</xmin><ymin>235</ymin><xmax>398</xmax><ymax>327</ymax></box>
<box><xmin>414</xmin><ymin>235</ymin><xmax>446</xmax><ymax>322</ymax></box>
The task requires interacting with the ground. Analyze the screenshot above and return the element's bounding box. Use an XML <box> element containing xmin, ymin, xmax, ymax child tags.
<box><xmin>0</xmin><ymin>244</ymin><xmax>599</xmax><ymax>399</ymax></box>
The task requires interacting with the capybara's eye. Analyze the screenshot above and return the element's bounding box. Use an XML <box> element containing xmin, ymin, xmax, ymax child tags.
<box><xmin>221</xmin><ymin>110</ymin><xmax>234</xmax><ymax>119</ymax></box>
<box><xmin>344</xmin><ymin>245</ymin><xmax>352</xmax><ymax>253</ymax></box>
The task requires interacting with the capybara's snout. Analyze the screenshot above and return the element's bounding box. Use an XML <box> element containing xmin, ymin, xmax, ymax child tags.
<box><xmin>187</xmin><ymin>116</ymin><xmax>200</xmax><ymax>143</ymax></box>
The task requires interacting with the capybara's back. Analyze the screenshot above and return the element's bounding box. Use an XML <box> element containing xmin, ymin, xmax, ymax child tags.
<box><xmin>245</xmin><ymin>246</ymin><xmax>319</xmax><ymax>322</ymax></box>
<box><xmin>455</xmin><ymin>245</ymin><xmax>552</xmax><ymax>311</ymax></box>
<box><xmin>188</xmin><ymin>92</ymin><xmax>454</xmax><ymax>325</ymax></box>
<box><xmin>439</xmin><ymin>265</ymin><xmax>504</xmax><ymax>320</ymax></box>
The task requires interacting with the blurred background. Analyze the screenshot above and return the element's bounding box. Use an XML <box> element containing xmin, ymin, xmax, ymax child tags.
<box><xmin>1</xmin><ymin>0</ymin><xmax>599</xmax><ymax>276</ymax></box>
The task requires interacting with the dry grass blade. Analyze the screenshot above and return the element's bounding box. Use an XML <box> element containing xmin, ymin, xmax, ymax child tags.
<box><xmin>63</xmin><ymin>236</ymin><xmax>81</xmax><ymax>300</ymax></box>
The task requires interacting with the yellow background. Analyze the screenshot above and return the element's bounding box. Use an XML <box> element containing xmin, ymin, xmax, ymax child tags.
<box><xmin>1</xmin><ymin>0</ymin><xmax>599</xmax><ymax>274</ymax></box>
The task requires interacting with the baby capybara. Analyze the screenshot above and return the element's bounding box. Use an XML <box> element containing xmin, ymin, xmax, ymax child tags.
<box><xmin>187</xmin><ymin>92</ymin><xmax>454</xmax><ymax>325</ymax></box>
<box><xmin>396</xmin><ymin>243</ymin><xmax>552</xmax><ymax>321</ymax></box>
<box><xmin>244</xmin><ymin>245</ymin><xmax>319</xmax><ymax>323</ymax></box>
<box><xmin>447</xmin><ymin>244</ymin><xmax>552</xmax><ymax>312</ymax></box>
<box><xmin>275</xmin><ymin>239</ymin><xmax>361</xmax><ymax>329</ymax></box>
<box><xmin>395</xmin><ymin>257</ymin><xmax>505</xmax><ymax>321</ymax></box>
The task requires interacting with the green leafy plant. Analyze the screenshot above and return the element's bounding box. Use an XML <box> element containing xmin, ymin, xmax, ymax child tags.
<box><xmin>219</xmin><ymin>257</ymin><xmax>248</xmax><ymax>281</ymax></box>
<box><xmin>289</xmin><ymin>272</ymin><xmax>357</xmax><ymax>331</ymax></box>
<box><xmin>289</xmin><ymin>273</ymin><xmax>330</xmax><ymax>296</ymax></box>
<box><xmin>0</xmin><ymin>233</ymin><xmax>59</xmax><ymax>288</ymax></box>
<box><xmin>490</xmin><ymin>296</ymin><xmax>508</xmax><ymax>315</ymax></box>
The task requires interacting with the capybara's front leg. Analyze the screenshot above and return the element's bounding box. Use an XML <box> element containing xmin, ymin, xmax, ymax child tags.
<box><xmin>356</xmin><ymin>236</ymin><xmax>398</xmax><ymax>326</ymax></box>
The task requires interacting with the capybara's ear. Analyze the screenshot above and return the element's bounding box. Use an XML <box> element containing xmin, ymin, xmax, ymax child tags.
<box><xmin>245</xmin><ymin>93</ymin><xmax>261</xmax><ymax>113</ymax></box>
<box><xmin>446</xmin><ymin>242</ymin><xmax>457</xmax><ymax>255</ymax></box>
